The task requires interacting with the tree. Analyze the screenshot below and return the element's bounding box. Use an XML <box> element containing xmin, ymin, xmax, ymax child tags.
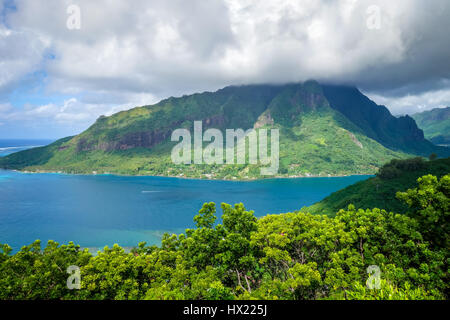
<box><xmin>397</xmin><ymin>174</ymin><xmax>449</xmax><ymax>248</ymax></box>
<box><xmin>0</xmin><ymin>175</ymin><xmax>448</xmax><ymax>300</ymax></box>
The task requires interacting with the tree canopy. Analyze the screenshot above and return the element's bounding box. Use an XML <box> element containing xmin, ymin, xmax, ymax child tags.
<box><xmin>0</xmin><ymin>174</ymin><xmax>448</xmax><ymax>300</ymax></box>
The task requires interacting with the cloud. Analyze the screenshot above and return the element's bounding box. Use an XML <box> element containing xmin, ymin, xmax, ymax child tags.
<box><xmin>6</xmin><ymin>0</ymin><xmax>449</xmax><ymax>94</ymax></box>
<box><xmin>0</xmin><ymin>95</ymin><xmax>154</xmax><ymax>124</ymax></box>
<box><xmin>0</xmin><ymin>26</ymin><xmax>49</xmax><ymax>97</ymax></box>
<box><xmin>368</xmin><ymin>88</ymin><xmax>450</xmax><ymax>115</ymax></box>
<box><xmin>6</xmin><ymin>0</ymin><xmax>236</xmax><ymax>98</ymax></box>
<box><xmin>0</xmin><ymin>95</ymin><xmax>154</xmax><ymax>138</ymax></box>
<box><xmin>0</xmin><ymin>102</ymin><xmax>12</xmax><ymax>112</ymax></box>
<box><xmin>0</xmin><ymin>0</ymin><xmax>449</xmax><ymax>137</ymax></box>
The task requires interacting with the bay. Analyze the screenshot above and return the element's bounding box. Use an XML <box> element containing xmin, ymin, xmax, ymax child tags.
<box><xmin>0</xmin><ymin>169</ymin><xmax>371</xmax><ymax>251</ymax></box>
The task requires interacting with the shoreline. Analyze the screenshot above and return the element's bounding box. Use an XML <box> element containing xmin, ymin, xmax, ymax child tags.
<box><xmin>6</xmin><ymin>168</ymin><xmax>375</xmax><ymax>182</ymax></box>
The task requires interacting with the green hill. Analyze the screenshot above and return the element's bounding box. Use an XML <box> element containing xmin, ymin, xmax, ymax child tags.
<box><xmin>1</xmin><ymin>81</ymin><xmax>448</xmax><ymax>179</ymax></box>
<box><xmin>412</xmin><ymin>107</ymin><xmax>450</xmax><ymax>146</ymax></box>
<box><xmin>304</xmin><ymin>157</ymin><xmax>450</xmax><ymax>216</ymax></box>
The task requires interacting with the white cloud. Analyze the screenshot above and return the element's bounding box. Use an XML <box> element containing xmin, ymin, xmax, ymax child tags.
<box><xmin>0</xmin><ymin>0</ymin><xmax>449</xmax><ymax>131</ymax></box>
<box><xmin>0</xmin><ymin>103</ymin><xmax>12</xmax><ymax>113</ymax></box>
<box><xmin>367</xmin><ymin>89</ymin><xmax>450</xmax><ymax>115</ymax></box>
<box><xmin>0</xmin><ymin>25</ymin><xmax>48</xmax><ymax>95</ymax></box>
<box><xmin>0</xmin><ymin>95</ymin><xmax>156</xmax><ymax>124</ymax></box>
<box><xmin>0</xmin><ymin>95</ymin><xmax>156</xmax><ymax>138</ymax></box>
<box><xmin>6</xmin><ymin>0</ymin><xmax>235</xmax><ymax>98</ymax></box>
<box><xmin>5</xmin><ymin>0</ymin><xmax>448</xmax><ymax>94</ymax></box>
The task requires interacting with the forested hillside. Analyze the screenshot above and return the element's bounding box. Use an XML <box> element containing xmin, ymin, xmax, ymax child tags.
<box><xmin>412</xmin><ymin>107</ymin><xmax>450</xmax><ymax>146</ymax></box>
<box><xmin>1</xmin><ymin>173</ymin><xmax>448</xmax><ymax>300</ymax></box>
<box><xmin>304</xmin><ymin>157</ymin><xmax>450</xmax><ymax>216</ymax></box>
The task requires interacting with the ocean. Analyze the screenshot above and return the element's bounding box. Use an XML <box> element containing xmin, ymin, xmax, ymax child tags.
<box><xmin>0</xmin><ymin>139</ymin><xmax>54</xmax><ymax>157</ymax></box>
<box><xmin>0</xmin><ymin>139</ymin><xmax>371</xmax><ymax>251</ymax></box>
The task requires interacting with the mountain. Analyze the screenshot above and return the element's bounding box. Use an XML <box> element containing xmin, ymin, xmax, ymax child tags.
<box><xmin>411</xmin><ymin>107</ymin><xmax>450</xmax><ymax>146</ymax></box>
<box><xmin>1</xmin><ymin>81</ymin><xmax>448</xmax><ymax>179</ymax></box>
<box><xmin>322</xmin><ymin>85</ymin><xmax>442</xmax><ymax>155</ymax></box>
<box><xmin>303</xmin><ymin>157</ymin><xmax>450</xmax><ymax>216</ymax></box>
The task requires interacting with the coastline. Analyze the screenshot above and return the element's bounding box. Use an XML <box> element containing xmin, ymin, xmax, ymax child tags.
<box><xmin>9</xmin><ymin>168</ymin><xmax>375</xmax><ymax>182</ymax></box>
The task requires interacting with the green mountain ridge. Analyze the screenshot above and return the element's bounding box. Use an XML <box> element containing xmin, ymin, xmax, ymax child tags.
<box><xmin>1</xmin><ymin>81</ymin><xmax>448</xmax><ymax>179</ymax></box>
<box><xmin>303</xmin><ymin>157</ymin><xmax>450</xmax><ymax>216</ymax></box>
<box><xmin>412</xmin><ymin>107</ymin><xmax>450</xmax><ymax>146</ymax></box>
<box><xmin>323</xmin><ymin>85</ymin><xmax>441</xmax><ymax>155</ymax></box>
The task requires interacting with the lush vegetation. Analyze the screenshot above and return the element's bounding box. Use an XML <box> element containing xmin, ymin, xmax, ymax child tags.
<box><xmin>412</xmin><ymin>107</ymin><xmax>450</xmax><ymax>146</ymax></box>
<box><xmin>322</xmin><ymin>85</ymin><xmax>446</xmax><ymax>156</ymax></box>
<box><xmin>0</xmin><ymin>111</ymin><xmax>410</xmax><ymax>179</ymax></box>
<box><xmin>305</xmin><ymin>157</ymin><xmax>450</xmax><ymax>216</ymax></box>
<box><xmin>2</xmin><ymin>81</ymin><xmax>448</xmax><ymax>179</ymax></box>
<box><xmin>1</xmin><ymin>173</ymin><xmax>448</xmax><ymax>300</ymax></box>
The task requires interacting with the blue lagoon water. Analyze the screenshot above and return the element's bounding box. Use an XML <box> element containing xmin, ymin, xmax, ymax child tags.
<box><xmin>0</xmin><ymin>139</ymin><xmax>372</xmax><ymax>251</ymax></box>
<box><xmin>0</xmin><ymin>169</ymin><xmax>371</xmax><ymax>251</ymax></box>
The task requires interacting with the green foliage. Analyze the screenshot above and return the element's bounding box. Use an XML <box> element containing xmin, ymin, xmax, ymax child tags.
<box><xmin>0</xmin><ymin>174</ymin><xmax>448</xmax><ymax>300</ymax></box>
<box><xmin>377</xmin><ymin>157</ymin><xmax>426</xmax><ymax>179</ymax></box>
<box><xmin>397</xmin><ymin>174</ymin><xmax>449</xmax><ymax>248</ymax></box>
<box><xmin>305</xmin><ymin>157</ymin><xmax>450</xmax><ymax>216</ymax></box>
<box><xmin>0</xmin><ymin>240</ymin><xmax>90</xmax><ymax>299</ymax></box>
<box><xmin>344</xmin><ymin>280</ymin><xmax>443</xmax><ymax>300</ymax></box>
<box><xmin>0</xmin><ymin>136</ymin><xmax>73</xmax><ymax>170</ymax></box>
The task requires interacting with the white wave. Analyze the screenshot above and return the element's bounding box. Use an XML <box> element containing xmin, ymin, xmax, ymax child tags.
<box><xmin>141</xmin><ymin>190</ymin><xmax>162</xmax><ymax>193</ymax></box>
<box><xmin>0</xmin><ymin>145</ymin><xmax>42</xmax><ymax>151</ymax></box>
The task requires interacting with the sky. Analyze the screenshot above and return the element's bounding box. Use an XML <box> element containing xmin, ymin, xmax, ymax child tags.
<box><xmin>0</xmin><ymin>0</ymin><xmax>449</xmax><ymax>139</ymax></box>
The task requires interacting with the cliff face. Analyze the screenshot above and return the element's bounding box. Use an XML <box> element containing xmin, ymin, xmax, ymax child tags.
<box><xmin>322</xmin><ymin>85</ymin><xmax>438</xmax><ymax>155</ymax></box>
<box><xmin>75</xmin><ymin>113</ymin><xmax>230</xmax><ymax>152</ymax></box>
<box><xmin>76</xmin><ymin>129</ymin><xmax>174</xmax><ymax>152</ymax></box>
<box><xmin>71</xmin><ymin>85</ymin><xmax>281</xmax><ymax>153</ymax></box>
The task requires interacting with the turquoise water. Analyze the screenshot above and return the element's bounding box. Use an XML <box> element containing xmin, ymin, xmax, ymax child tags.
<box><xmin>0</xmin><ymin>169</ymin><xmax>371</xmax><ymax>251</ymax></box>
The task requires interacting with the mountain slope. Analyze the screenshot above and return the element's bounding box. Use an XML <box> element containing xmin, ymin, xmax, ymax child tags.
<box><xmin>322</xmin><ymin>85</ymin><xmax>449</xmax><ymax>156</ymax></box>
<box><xmin>1</xmin><ymin>81</ymin><xmax>447</xmax><ymax>179</ymax></box>
<box><xmin>303</xmin><ymin>157</ymin><xmax>450</xmax><ymax>216</ymax></box>
<box><xmin>411</xmin><ymin>107</ymin><xmax>450</xmax><ymax>146</ymax></box>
